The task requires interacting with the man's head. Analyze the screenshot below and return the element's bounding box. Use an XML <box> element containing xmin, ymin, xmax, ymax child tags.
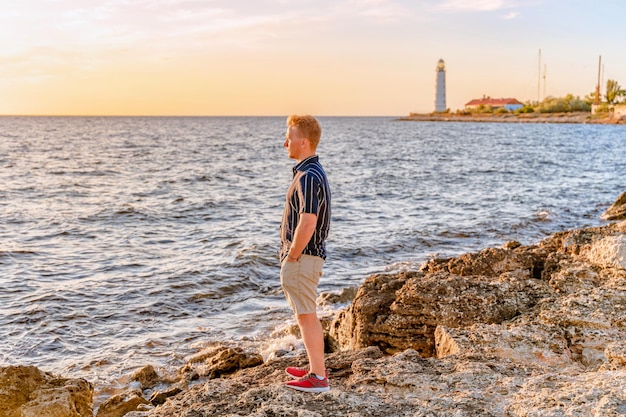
<box><xmin>284</xmin><ymin>115</ymin><xmax>321</xmax><ymax>161</ymax></box>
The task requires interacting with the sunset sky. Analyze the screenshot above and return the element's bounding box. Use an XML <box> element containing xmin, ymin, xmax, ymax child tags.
<box><xmin>1</xmin><ymin>0</ymin><xmax>625</xmax><ymax>116</ymax></box>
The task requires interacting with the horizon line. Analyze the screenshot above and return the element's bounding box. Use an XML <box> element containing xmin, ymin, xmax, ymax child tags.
<box><xmin>0</xmin><ymin>114</ymin><xmax>405</xmax><ymax>118</ymax></box>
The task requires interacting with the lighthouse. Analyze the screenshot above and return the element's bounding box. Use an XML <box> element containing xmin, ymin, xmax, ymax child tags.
<box><xmin>435</xmin><ymin>59</ymin><xmax>446</xmax><ymax>112</ymax></box>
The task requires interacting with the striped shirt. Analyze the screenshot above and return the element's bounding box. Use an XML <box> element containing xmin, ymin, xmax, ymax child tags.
<box><xmin>280</xmin><ymin>155</ymin><xmax>331</xmax><ymax>261</ymax></box>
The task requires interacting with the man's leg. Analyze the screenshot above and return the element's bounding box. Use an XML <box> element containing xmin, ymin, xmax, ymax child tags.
<box><xmin>297</xmin><ymin>312</ymin><xmax>325</xmax><ymax>377</ymax></box>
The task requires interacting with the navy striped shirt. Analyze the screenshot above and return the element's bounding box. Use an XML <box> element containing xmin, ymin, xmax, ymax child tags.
<box><xmin>280</xmin><ymin>155</ymin><xmax>331</xmax><ymax>261</ymax></box>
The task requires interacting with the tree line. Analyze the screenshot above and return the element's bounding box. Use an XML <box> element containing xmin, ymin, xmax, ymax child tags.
<box><xmin>461</xmin><ymin>79</ymin><xmax>625</xmax><ymax>114</ymax></box>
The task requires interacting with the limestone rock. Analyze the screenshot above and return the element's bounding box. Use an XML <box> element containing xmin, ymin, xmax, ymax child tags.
<box><xmin>434</xmin><ymin>323</ymin><xmax>577</xmax><ymax>370</ymax></box>
<box><xmin>317</xmin><ymin>286</ymin><xmax>358</xmax><ymax>306</ymax></box>
<box><xmin>602</xmin><ymin>191</ymin><xmax>626</xmax><ymax>220</ymax></box>
<box><xmin>505</xmin><ymin>371</ymin><xmax>626</xmax><ymax>416</ymax></box>
<box><xmin>130</xmin><ymin>365</ymin><xmax>160</xmax><ymax>390</ymax></box>
<box><xmin>189</xmin><ymin>346</ymin><xmax>264</xmax><ymax>379</ymax></box>
<box><xmin>0</xmin><ymin>365</ymin><xmax>93</xmax><ymax>417</ymax></box>
<box><xmin>149</xmin><ymin>385</ymin><xmax>183</xmax><ymax>405</ymax></box>
<box><xmin>52</xmin><ymin>217</ymin><xmax>626</xmax><ymax>417</ymax></box>
<box><xmin>131</xmin><ymin>220</ymin><xmax>626</xmax><ymax>417</ymax></box>
<box><xmin>330</xmin><ymin>267</ymin><xmax>552</xmax><ymax>356</ymax></box>
<box><xmin>586</xmin><ymin>234</ymin><xmax>626</xmax><ymax>270</ymax></box>
<box><xmin>604</xmin><ymin>341</ymin><xmax>626</xmax><ymax>367</ymax></box>
<box><xmin>96</xmin><ymin>389</ymin><xmax>150</xmax><ymax>417</ymax></box>
<box><xmin>328</xmin><ymin>272</ymin><xmax>410</xmax><ymax>353</ymax></box>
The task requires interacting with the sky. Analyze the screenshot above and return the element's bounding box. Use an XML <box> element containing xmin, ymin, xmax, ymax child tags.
<box><xmin>1</xmin><ymin>0</ymin><xmax>625</xmax><ymax>116</ymax></box>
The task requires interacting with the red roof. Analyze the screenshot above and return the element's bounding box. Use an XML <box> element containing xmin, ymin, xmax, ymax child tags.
<box><xmin>465</xmin><ymin>97</ymin><xmax>523</xmax><ymax>107</ymax></box>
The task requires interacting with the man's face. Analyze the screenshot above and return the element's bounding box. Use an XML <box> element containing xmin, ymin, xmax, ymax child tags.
<box><xmin>284</xmin><ymin>126</ymin><xmax>305</xmax><ymax>160</ymax></box>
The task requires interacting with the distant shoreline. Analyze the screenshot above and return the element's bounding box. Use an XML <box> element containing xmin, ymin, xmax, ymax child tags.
<box><xmin>398</xmin><ymin>111</ymin><xmax>625</xmax><ymax>125</ymax></box>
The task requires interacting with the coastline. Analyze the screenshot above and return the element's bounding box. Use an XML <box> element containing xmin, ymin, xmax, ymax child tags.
<box><xmin>398</xmin><ymin>111</ymin><xmax>626</xmax><ymax>124</ymax></box>
<box><xmin>3</xmin><ymin>192</ymin><xmax>625</xmax><ymax>416</ymax></box>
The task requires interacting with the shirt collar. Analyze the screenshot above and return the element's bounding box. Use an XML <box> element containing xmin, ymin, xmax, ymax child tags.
<box><xmin>292</xmin><ymin>155</ymin><xmax>318</xmax><ymax>175</ymax></box>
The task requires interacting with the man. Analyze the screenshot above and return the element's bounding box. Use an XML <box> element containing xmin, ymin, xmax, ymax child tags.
<box><xmin>280</xmin><ymin>115</ymin><xmax>331</xmax><ymax>393</ymax></box>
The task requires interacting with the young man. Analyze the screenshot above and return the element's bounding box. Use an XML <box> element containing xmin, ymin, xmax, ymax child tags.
<box><xmin>280</xmin><ymin>115</ymin><xmax>331</xmax><ymax>393</ymax></box>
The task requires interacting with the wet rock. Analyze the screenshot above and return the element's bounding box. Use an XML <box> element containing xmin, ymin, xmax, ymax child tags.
<box><xmin>149</xmin><ymin>385</ymin><xmax>183</xmax><ymax>405</ymax></box>
<box><xmin>0</xmin><ymin>365</ymin><xmax>93</xmax><ymax>417</ymax></box>
<box><xmin>130</xmin><ymin>365</ymin><xmax>160</xmax><ymax>390</ymax></box>
<box><xmin>602</xmin><ymin>191</ymin><xmax>626</xmax><ymax>220</ymax></box>
<box><xmin>317</xmin><ymin>286</ymin><xmax>359</xmax><ymax>306</ymax></box>
<box><xmin>96</xmin><ymin>389</ymin><xmax>150</xmax><ymax>417</ymax></box>
<box><xmin>503</xmin><ymin>240</ymin><xmax>522</xmax><ymax>249</ymax></box>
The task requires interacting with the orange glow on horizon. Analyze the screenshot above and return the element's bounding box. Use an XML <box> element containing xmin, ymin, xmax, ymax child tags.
<box><xmin>1</xmin><ymin>1</ymin><xmax>625</xmax><ymax>116</ymax></box>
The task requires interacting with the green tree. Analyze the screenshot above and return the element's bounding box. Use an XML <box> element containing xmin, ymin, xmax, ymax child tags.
<box><xmin>535</xmin><ymin>94</ymin><xmax>590</xmax><ymax>113</ymax></box>
<box><xmin>584</xmin><ymin>91</ymin><xmax>599</xmax><ymax>105</ymax></box>
<box><xmin>605</xmin><ymin>79</ymin><xmax>626</xmax><ymax>104</ymax></box>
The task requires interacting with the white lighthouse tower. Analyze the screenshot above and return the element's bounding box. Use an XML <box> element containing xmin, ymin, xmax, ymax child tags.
<box><xmin>435</xmin><ymin>59</ymin><xmax>447</xmax><ymax>112</ymax></box>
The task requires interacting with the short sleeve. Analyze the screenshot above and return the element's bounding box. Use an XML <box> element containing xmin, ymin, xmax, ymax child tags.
<box><xmin>297</xmin><ymin>172</ymin><xmax>319</xmax><ymax>215</ymax></box>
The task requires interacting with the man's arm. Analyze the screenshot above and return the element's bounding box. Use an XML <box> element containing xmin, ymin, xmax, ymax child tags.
<box><xmin>287</xmin><ymin>213</ymin><xmax>317</xmax><ymax>262</ymax></box>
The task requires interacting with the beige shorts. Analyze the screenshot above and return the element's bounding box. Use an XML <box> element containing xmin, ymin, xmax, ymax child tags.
<box><xmin>280</xmin><ymin>254</ymin><xmax>324</xmax><ymax>315</ymax></box>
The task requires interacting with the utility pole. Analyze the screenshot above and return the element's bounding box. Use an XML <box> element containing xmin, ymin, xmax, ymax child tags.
<box><xmin>543</xmin><ymin>64</ymin><xmax>547</xmax><ymax>99</ymax></box>
<box><xmin>537</xmin><ymin>49</ymin><xmax>542</xmax><ymax>102</ymax></box>
<box><xmin>595</xmin><ymin>55</ymin><xmax>602</xmax><ymax>105</ymax></box>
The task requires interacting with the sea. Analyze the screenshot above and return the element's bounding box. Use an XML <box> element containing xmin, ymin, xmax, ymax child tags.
<box><xmin>0</xmin><ymin>116</ymin><xmax>624</xmax><ymax>402</ymax></box>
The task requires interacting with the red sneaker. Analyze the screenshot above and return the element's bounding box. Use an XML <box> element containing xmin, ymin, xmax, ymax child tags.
<box><xmin>285</xmin><ymin>373</ymin><xmax>330</xmax><ymax>393</ymax></box>
<box><xmin>285</xmin><ymin>367</ymin><xmax>308</xmax><ymax>379</ymax></box>
<box><xmin>285</xmin><ymin>367</ymin><xmax>329</xmax><ymax>380</ymax></box>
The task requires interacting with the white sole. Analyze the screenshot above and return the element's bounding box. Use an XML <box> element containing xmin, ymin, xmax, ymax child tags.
<box><xmin>284</xmin><ymin>384</ymin><xmax>330</xmax><ymax>393</ymax></box>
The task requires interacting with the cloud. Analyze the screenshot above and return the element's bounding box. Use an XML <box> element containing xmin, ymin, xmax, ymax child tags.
<box><xmin>503</xmin><ymin>11</ymin><xmax>519</xmax><ymax>19</ymax></box>
<box><xmin>330</xmin><ymin>0</ymin><xmax>413</xmax><ymax>23</ymax></box>
<box><xmin>439</xmin><ymin>0</ymin><xmax>507</xmax><ymax>12</ymax></box>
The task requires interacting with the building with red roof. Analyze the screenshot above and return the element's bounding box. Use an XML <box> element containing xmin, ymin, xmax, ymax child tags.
<box><xmin>465</xmin><ymin>96</ymin><xmax>524</xmax><ymax>112</ymax></box>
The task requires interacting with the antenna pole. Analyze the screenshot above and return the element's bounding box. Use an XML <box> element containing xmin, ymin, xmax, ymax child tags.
<box><xmin>543</xmin><ymin>64</ymin><xmax>547</xmax><ymax>99</ymax></box>
<box><xmin>537</xmin><ymin>49</ymin><xmax>542</xmax><ymax>102</ymax></box>
<box><xmin>595</xmin><ymin>55</ymin><xmax>602</xmax><ymax>105</ymax></box>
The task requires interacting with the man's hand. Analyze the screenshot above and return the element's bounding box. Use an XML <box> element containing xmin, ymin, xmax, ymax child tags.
<box><xmin>287</xmin><ymin>213</ymin><xmax>317</xmax><ymax>262</ymax></box>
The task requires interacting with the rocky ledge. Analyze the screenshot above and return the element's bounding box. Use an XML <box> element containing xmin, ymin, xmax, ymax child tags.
<box><xmin>2</xmin><ymin>196</ymin><xmax>626</xmax><ymax>417</ymax></box>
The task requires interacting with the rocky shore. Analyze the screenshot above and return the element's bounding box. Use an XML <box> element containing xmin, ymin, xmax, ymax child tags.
<box><xmin>2</xmin><ymin>194</ymin><xmax>625</xmax><ymax>417</ymax></box>
<box><xmin>398</xmin><ymin>111</ymin><xmax>626</xmax><ymax>124</ymax></box>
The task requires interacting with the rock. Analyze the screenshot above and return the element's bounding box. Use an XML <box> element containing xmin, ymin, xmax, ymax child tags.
<box><xmin>30</xmin><ymin>217</ymin><xmax>626</xmax><ymax>417</ymax></box>
<box><xmin>317</xmin><ymin>286</ymin><xmax>359</xmax><ymax>306</ymax></box>
<box><xmin>0</xmin><ymin>366</ymin><xmax>93</xmax><ymax>417</ymax></box>
<box><xmin>328</xmin><ymin>272</ymin><xmax>409</xmax><ymax>353</ymax></box>
<box><xmin>434</xmin><ymin>323</ymin><xmax>578</xmax><ymax>371</ymax></box>
<box><xmin>586</xmin><ymin>234</ymin><xmax>626</xmax><ymax>270</ymax></box>
<box><xmin>503</xmin><ymin>240</ymin><xmax>522</xmax><ymax>249</ymax></box>
<box><xmin>420</xmin><ymin>246</ymin><xmax>540</xmax><ymax>278</ymax></box>
<box><xmin>149</xmin><ymin>385</ymin><xmax>183</xmax><ymax>405</ymax></box>
<box><xmin>189</xmin><ymin>346</ymin><xmax>264</xmax><ymax>379</ymax></box>
<box><xmin>127</xmin><ymin>220</ymin><xmax>626</xmax><ymax>417</ymax></box>
<box><xmin>505</xmin><ymin>372</ymin><xmax>626</xmax><ymax>416</ymax></box>
<box><xmin>144</xmin><ymin>348</ymin><xmax>393</xmax><ymax>417</ymax></box>
<box><xmin>604</xmin><ymin>341</ymin><xmax>626</xmax><ymax>367</ymax></box>
<box><xmin>130</xmin><ymin>365</ymin><xmax>160</xmax><ymax>390</ymax></box>
<box><xmin>338</xmin><ymin>286</ymin><xmax>359</xmax><ymax>304</ymax></box>
<box><xmin>96</xmin><ymin>390</ymin><xmax>150</xmax><ymax>417</ymax></box>
<box><xmin>602</xmin><ymin>191</ymin><xmax>626</xmax><ymax>220</ymax></box>
<box><xmin>330</xmin><ymin>265</ymin><xmax>552</xmax><ymax>356</ymax></box>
